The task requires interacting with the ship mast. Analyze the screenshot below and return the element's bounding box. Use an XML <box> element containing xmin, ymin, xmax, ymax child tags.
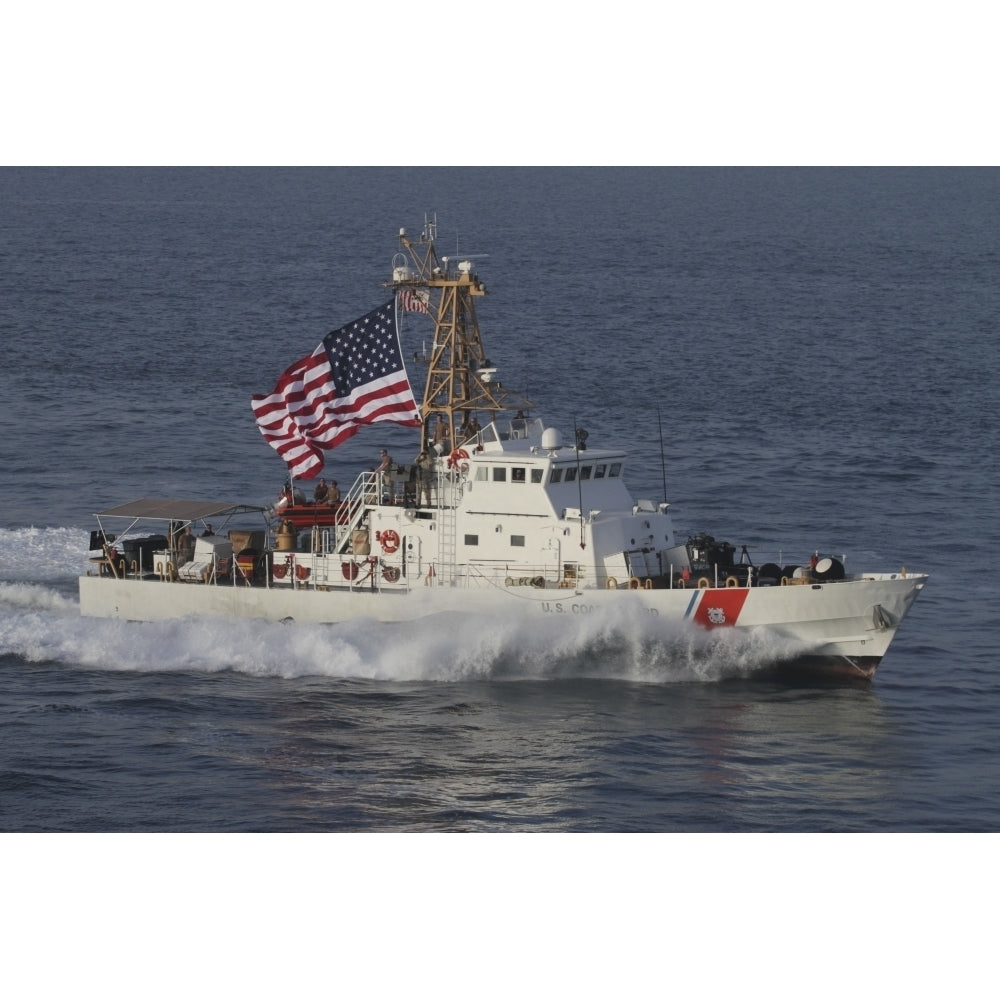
<box><xmin>389</xmin><ymin>216</ymin><xmax>532</xmax><ymax>451</ymax></box>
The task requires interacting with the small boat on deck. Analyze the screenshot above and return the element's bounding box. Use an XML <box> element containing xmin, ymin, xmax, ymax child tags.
<box><xmin>79</xmin><ymin>218</ymin><xmax>928</xmax><ymax>680</ymax></box>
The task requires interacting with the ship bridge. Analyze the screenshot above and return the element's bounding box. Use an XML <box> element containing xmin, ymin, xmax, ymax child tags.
<box><xmin>449</xmin><ymin>416</ymin><xmax>635</xmax><ymax>519</ymax></box>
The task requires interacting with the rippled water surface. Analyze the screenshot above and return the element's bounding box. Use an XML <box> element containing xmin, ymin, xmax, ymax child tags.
<box><xmin>2</xmin><ymin>167</ymin><xmax>998</xmax><ymax>835</ymax></box>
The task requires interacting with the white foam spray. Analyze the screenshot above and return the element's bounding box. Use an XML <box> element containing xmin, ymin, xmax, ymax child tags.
<box><xmin>0</xmin><ymin>527</ymin><xmax>805</xmax><ymax>683</ymax></box>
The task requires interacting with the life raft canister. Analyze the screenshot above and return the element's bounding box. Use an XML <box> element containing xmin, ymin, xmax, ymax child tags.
<box><xmin>379</xmin><ymin>529</ymin><xmax>400</xmax><ymax>554</ymax></box>
<box><xmin>275</xmin><ymin>520</ymin><xmax>296</xmax><ymax>552</ymax></box>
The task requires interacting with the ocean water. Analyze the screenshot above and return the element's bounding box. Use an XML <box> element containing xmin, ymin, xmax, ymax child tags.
<box><xmin>2</xmin><ymin>167</ymin><xmax>999</xmax><ymax>840</ymax></box>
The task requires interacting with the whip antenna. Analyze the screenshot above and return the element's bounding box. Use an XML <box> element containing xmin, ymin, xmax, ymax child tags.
<box><xmin>657</xmin><ymin>406</ymin><xmax>668</xmax><ymax>504</ymax></box>
<box><xmin>573</xmin><ymin>416</ymin><xmax>586</xmax><ymax>550</ymax></box>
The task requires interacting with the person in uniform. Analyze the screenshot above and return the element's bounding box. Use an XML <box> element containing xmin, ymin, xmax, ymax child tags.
<box><xmin>432</xmin><ymin>416</ymin><xmax>450</xmax><ymax>452</ymax></box>
<box><xmin>376</xmin><ymin>449</ymin><xmax>394</xmax><ymax>501</ymax></box>
<box><xmin>415</xmin><ymin>449</ymin><xmax>434</xmax><ymax>507</ymax></box>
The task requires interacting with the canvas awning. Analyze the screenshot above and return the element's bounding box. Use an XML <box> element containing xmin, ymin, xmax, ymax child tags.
<box><xmin>95</xmin><ymin>498</ymin><xmax>268</xmax><ymax>521</ymax></box>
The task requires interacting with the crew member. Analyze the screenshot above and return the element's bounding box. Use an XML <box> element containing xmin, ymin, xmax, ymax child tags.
<box><xmin>432</xmin><ymin>416</ymin><xmax>450</xmax><ymax>451</ymax></box>
<box><xmin>415</xmin><ymin>449</ymin><xmax>434</xmax><ymax>507</ymax></box>
<box><xmin>376</xmin><ymin>449</ymin><xmax>394</xmax><ymax>501</ymax></box>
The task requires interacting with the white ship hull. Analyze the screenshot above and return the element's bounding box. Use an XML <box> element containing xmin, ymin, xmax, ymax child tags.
<box><xmin>78</xmin><ymin>568</ymin><xmax>925</xmax><ymax>680</ymax></box>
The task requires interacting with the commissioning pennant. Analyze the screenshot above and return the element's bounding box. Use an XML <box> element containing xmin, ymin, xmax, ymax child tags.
<box><xmin>251</xmin><ymin>300</ymin><xmax>422</xmax><ymax>479</ymax></box>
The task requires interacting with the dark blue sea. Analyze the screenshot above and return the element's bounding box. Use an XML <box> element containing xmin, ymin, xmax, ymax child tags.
<box><xmin>3</xmin><ymin>166</ymin><xmax>998</xmax><ymax>828</ymax></box>
<box><xmin>1</xmin><ymin>170</ymin><xmax>997</xmax><ymax>982</ymax></box>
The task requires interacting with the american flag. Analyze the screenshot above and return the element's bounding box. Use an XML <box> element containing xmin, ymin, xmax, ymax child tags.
<box><xmin>251</xmin><ymin>301</ymin><xmax>422</xmax><ymax>479</ymax></box>
<box><xmin>397</xmin><ymin>287</ymin><xmax>431</xmax><ymax>315</ymax></box>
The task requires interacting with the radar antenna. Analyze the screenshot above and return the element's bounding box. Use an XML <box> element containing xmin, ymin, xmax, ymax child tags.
<box><xmin>388</xmin><ymin>220</ymin><xmax>533</xmax><ymax>449</ymax></box>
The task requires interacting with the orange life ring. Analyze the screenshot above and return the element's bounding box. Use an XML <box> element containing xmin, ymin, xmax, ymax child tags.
<box><xmin>273</xmin><ymin>562</ymin><xmax>288</xmax><ymax>579</ymax></box>
<box><xmin>295</xmin><ymin>564</ymin><xmax>311</xmax><ymax>581</ymax></box>
<box><xmin>382</xmin><ymin>565</ymin><xmax>401</xmax><ymax>583</ymax></box>
<box><xmin>380</xmin><ymin>529</ymin><xmax>400</xmax><ymax>554</ymax></box>
<box><xmin>448</xmin><ymin>447</ymin><xmax>470</xmax><ymax>469</ymax></box>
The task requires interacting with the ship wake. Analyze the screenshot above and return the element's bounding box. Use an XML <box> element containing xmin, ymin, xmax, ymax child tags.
<box><xmin>0</xmin><ymin>583</ymin><xmax>808</xmax><ymax>684</ymax></box>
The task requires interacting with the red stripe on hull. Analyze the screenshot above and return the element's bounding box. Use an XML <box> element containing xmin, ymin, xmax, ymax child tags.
<box><xmin>691</xmin><ymin>588</ymin><xmax>750</xmax><ymax>628</ymax></box>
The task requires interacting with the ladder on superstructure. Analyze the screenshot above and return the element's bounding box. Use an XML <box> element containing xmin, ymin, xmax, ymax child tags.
<box><xmin>434</xmin><ymin>472</ymin><xmax>459</xmax><ymax>586</ymax></box>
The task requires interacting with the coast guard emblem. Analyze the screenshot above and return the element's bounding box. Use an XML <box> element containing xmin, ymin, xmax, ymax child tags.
<box><xmin>690</xmin><ymin>588</ymin><xmax>749</xmax><ymax>629</ymax></box>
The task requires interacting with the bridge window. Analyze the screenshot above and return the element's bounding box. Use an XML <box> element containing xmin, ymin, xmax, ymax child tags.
<box><xmin>565</xmin><ymin>467</ymin><xmax>578</xmax><ymax>482</ymax></box>
<box><xmin>475</xmin><ymin>466</ymin><xmax>489</xmax><ymax>482</ymax></box>
<box><xmin>595</xmin><ymin>464</ymin><xmax>607</xmax><ymax>479</ymax></box>
<box><xmin>550</xmin><ymin>468</ymin><xmax>563</xmax><ymax>483</ymax></box>
<box><xmin>493</xmin><ymin>467</ymin><xmax>507</xmax><ymax>482</ymax></box>
<box><xmin>609</xmin><ymin>463</ymin><xmax>622</xmax><ymax>477</ymax></box>
<box><xmin>531</xmin><ymin>469</ymin><xmax>543</xmax><ymax>484</ymax></box>
<box><xmin>512</xmin><ymin>467</ymin><xmax>526</xmax><ymax>483</ymax></box>
<box><xmin>464</xmin><ymin>534</ymin><xmax>479</xmax><ymax>546</ymax></box>
<box><xmin>510</xmin><ymin>535</ymin><xmax>525</xmax><ymax>547</ymax></box>
<box><xmin>580</xmin><ymin>466</ymin><xmax>592</xmax><ymax>480</ymax></box>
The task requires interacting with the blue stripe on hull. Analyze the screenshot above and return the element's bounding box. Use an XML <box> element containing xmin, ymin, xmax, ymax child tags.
<box><xmin>684</xmin><ymin>590</ymin><xmax>700</xmax><ymax>619</ymax></box>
